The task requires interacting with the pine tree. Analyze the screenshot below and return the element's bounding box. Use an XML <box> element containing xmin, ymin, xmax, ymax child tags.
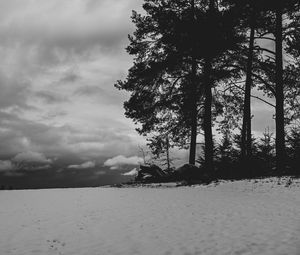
<box><xmin>117</xmin><ymin>0</ymin><xmax>244</xmax><ymax>172</ymax></box>
<box><xmin>286</xmin><ymin>127</ymin><xmax>300</xmax><ymax>175</ymax></box>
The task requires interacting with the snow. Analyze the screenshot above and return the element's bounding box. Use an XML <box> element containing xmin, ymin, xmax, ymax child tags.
<box><xmin>0</xmin><ymin>178</ymin><xmax>300</xmax><ymax>255</ymax></box>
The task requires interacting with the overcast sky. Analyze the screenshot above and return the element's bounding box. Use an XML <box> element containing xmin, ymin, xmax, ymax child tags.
<box><xmin>0</xmin><ymin>0</ymin><xmax>275</xmax><ymax>188</ymax></box>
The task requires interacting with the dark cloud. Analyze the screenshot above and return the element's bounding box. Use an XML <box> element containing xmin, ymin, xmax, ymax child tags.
<box><xmin>35</xmin><ymin>90</ymin><xmax>68</xmax><ymax>104</ymax></box>
<box><xmin>0</xmin><ymin>73</ymin><xmax>32</xmax><ymax>110</ymax></box>
<box><xmin>0</xmin><ymin>110</ymin><xmax>140</xmax><ymax>163</ymax></box>
<box><xmin>0</xmin><ymin>0</ymin><xmax>145</xmax><ymax>188</ymax></box>
<box><xmin>74</xmin><ymin>85</ymin><xmax>106</xmax><ymax>96</ymax></box>
<box><xmin>59</xmin><ymin>71</ymin><xmax>81</xmax><ymax>84</ymax></box>
<box><xmin>0</xmin><ymin>160</ymin><xmax>15</xmax><ymax>172</ymax></box>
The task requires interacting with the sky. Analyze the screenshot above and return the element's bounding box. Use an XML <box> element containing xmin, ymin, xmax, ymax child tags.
<box><xmin>0</xmin><ymin>0</ymin><xmax>275</xmax><ymax>189</ymax></box>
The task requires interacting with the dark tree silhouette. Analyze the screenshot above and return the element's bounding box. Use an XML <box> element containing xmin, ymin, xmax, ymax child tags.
<box><xmin>115</xmin><ymin>1</ymin><xmax>194</xmax><ymax>149</ymax></box>
<box><xmin>116</xmin><ymin>0</ymin><xmax>299</xmax><ymax>182</ymax></box>
<box><xmin>193</xmin><ymin>0</ymin><xmax>244</xmax><ymax>172</ymax></box>
<box><xmin>224</xmin><ymin>0</ymin><xmax>258</xmax><ymax>162</ymax></box>
<box><xmin>117</xmin><ymin>0</ymin><xmax>243</xmax><ymax>171</ymax></box>
<box><xmin>189</xmin><ymin>0</ymin><xmax>198</xmax><ymax>165</ymax></box>
<box><xmin>286</xmin><ymin>127</ymin><xmax>300</xmax><ymax>175</ymax></box>
<box><xmin>274</xmin><ymin>2</ymin><xmax>285</xmax><ymax>173</ymax></box>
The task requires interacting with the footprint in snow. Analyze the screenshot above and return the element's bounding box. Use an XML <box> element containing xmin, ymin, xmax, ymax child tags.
<box><xmin>47</xmin><ymin>239</ymin><xmax>66</xmax><ymax>254</ymax></box>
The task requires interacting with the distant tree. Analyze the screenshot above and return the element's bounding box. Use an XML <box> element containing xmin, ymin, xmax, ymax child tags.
<box><xmin>147</xmin><ymin>134</ymin><xmax>173</xmax><ymax>170</ymax></box>
<box><xmin>286</xmin><ymin>127</ymin><xmax>300</xmax><ymax>175</ymax></box>
<box><xmin>255</xmin><ymin>128</ymin><xmax>275</xmax><ymax>172</ymax></box>
<box><xmin>217</xmin><ymin>131</ymin><xmax>234</xmax><ymax>163</ymax></box>
<box><xmin>138</xmin><ymin>145</ymin><xmax>153</xmax><ymax>165</ymax></box>
<box><xmin>214</xmin><ymin>130</ymin><xmax>237</xmax><ymax>178</ymax></box>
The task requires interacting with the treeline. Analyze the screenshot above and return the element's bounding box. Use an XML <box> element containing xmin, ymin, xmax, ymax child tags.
<box><xmin>116</xmin><ymin>0</ymin><xmax>300</xmax><ymax>178</ymax></box>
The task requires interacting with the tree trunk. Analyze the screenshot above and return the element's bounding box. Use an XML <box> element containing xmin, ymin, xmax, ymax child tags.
<box><xmin>241</xmin><ymin>15</ymin><xmax>255</xmax><ymax>159</ymax></box>
<box><xmin>166</xmin><ymin>135</ymin><xmax>171</xmax><ymax>170</ymax></box>
<box><xmin>204</xmin><ymin>59</ymin><xmax>214</xmax><ymax>172</ymax></box>
<box><xmin>275</xmin><ymin>7</ymin><xmax>286</xmax><ymax>173</ymax></box>
<box><xmin>201</xmin><ymin>0</ymin><xmax>215</xmax><ymax>172</ymax></box>
<box><xmin>189</xmin><ymin>0</ymin><xmax>198</xmax><ymax>165</ymax></box>
<box><xmin>189</xmin><ymin>55</ymin><xmax>198</xmax><ymax>165</ymax></box>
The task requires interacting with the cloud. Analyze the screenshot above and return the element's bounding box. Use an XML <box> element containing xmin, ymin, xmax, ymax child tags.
<box><xmin>104</xmin><ymin>155</ymin><xmax>143</xmax><ymax>170</ymax></box>
<box><xmin>0</xmin><ymin>154</ymin><xmax>52</xmax><ymax>173</ymax></box>
<box><xmin>122</xmin><ymin>168</ymin><xmax>138</xmax><ymax>176</ymax></box>
<box><xmin>0</xmin><ymin>160</ymin><xmax>15</xmax><ymax>172</ymax></box>
<box><xmin>13</xmin><ymin>151</ymin><xmax>53</xmax><ymax>164</ymax></box>
<box><xmin>0</xmin><ymin>0</ymin><xmax>147</xmax><ymax>169</ymax></box>
<box><xmin>35</xmin><ymin>90</ymin><xmax>68</xmax><ymax>104</ymax></box>
<box><xmin>59</xmin><ymin>70</ymin><xmax>81</xmax><ymax>84</ymax></box>
<box><xmin>3</xmin><ymin>171</ymin><xmax>24</xmax><ymax>177</ymax></box>
<box><xmin>29</xmin><ymin>164</ymin><xmax>52</xmax><ymax>171</ymax></box>
<box><xmin>0</xmin><ymin>0</ymin><xmax>140</xmax><ymax>68</ymax></box>
<box><xmin>0</xmin><ymin>110</ymin><xmax>143</xmax><ymax>166</ymax></box>
<box><xmin>0</xmin><ymin>72</ymin><xmax>32</xmax><ymax>110</ymax></box>
<box><xmin>68</xmin><ymin>161</ymin><xmax>96</xmax><ymax>169</ymax></box>
<box><xmin>95</xmin><ymin>170</ymin><xmax>106</xmax><ymax>175</ymax></box>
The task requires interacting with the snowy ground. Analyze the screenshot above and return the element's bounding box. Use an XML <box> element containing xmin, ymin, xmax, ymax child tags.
<box><xmin>0</xmin><ymin>178</ymin><xmax>300</xmax><ymax>255</ymax></box>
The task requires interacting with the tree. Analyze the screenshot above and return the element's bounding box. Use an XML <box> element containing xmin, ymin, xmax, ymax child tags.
<box><xmin>286</xmin><ymin>4</ymin><xmax>300</xmax><ymax>58</ymax></box>
<box><xmin>147</xmin><ymin>134</ymin><xmax>173</xmax><ymax>170</ymax></box>
<box><xmin>286</xmin><ymin>126</ymin><xmax>300</xmax><ymax>175</ymax></box>
<box><xmin>115</xmin><ymin>0</ymin><xmax>195</xmax><ymax>153</ymax></box>
<box><xmin>237</xmin><ymin>0</ymin><xmax>299</xmax><ymax>172</ymax></box>
<box><xmin>197</xmin><ymin>0</ymin><xmax>244</xmax><ymax>172</ymax></box>
<box><xmin>266</xmin><ymin>0</ymin><xmax>299</xmax><ymax>172</ymax></box>
<box><xmin>284</xmin><ymin>64</ymin><xmax>300</xmax><ymax>125</ymax></box>
<box><xmin>117</xmin><ymin>0</ymin><xmax>243</xmax><ymax>172</ymax></box>
<box><xmin>189</xmin><ymin>0</ymin><xmax>199</xmax><ymax>165</ymax></box>
<box><xmin>274</xmin><ymin>1</ymin><xmax>285</xmax><ymax>173</ymax></box>
<box><xmin>255</xmin><ymin>128</ymin><xmax>275</xmax><ymax>172</ymax></box>
<box><xmin>116</xmin><ymin>0</ymin><xmax>300</xmax><ymax>179</ymax></box>
<box><xmin>224</xmin><ymin>0</ymin><xmax>260</xmax><ymax>161</ymax></box>
<box><xmin>215</xmin><ymin>129</ymin><xmax>238</xmax><ymax>178</ymax></box>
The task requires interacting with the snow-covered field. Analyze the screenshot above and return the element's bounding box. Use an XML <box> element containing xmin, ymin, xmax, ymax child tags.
<box><xmin>0</xmin><ymin>178</ymin><xmax>300</xmax><ymax>255</ymax></box>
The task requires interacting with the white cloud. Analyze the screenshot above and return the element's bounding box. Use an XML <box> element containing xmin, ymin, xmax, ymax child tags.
<box><xmin>104</xmin><ymin>155</ymin><xmax>143</xmax><ymax>170</ymax></box>
<box><xmin>0</xmin><ymin>160</ymin><xmax>15</xmax><ymax>172</ymax></box>
<box><xmin>13</xmin><ymin>151</ymin><xmax>53</xmax><ymax>164</ymax></box>
<box><xmin>68</xmin><ymin>161</ymin><xmax>96</xmax><ymax>169</ymax></box>
<box><xmin>122</xmin><ymin>168</ymin><xmax>138</xmax><ymax>176</ymax></box>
